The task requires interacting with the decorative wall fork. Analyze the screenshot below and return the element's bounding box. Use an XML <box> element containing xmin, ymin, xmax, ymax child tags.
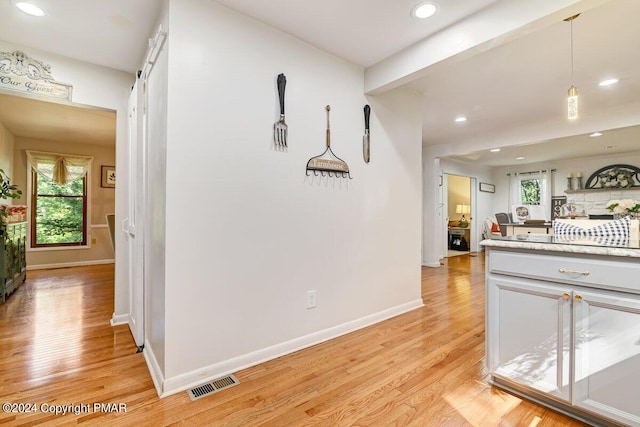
<box><xmin>274</xmin><ymin>73</ymin><xmax>288</xmax><ymax>147</ymax></box>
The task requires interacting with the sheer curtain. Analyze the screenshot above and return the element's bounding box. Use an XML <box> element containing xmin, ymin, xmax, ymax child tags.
<box><xmin>26</xmin><ymin>151</ymin><xmax>93</xmax><ymax>184</ymax></box>
<box><xmin>508</xmin><ymin>170</ymin><xmax>552</xmax><ymax>220</ymax></box>
<box><xmin>540</xmin><ymin>169</ymin><xmax>552</xmax><ymax>220</ymax></box>
<box><xmin>508</xmin><ymin>173</ymin><xmax>520</xmax><ymax>209</ymax></box>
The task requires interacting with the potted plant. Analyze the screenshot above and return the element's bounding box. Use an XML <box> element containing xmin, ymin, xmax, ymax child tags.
<box><xmin>0</xmin><ymin>168</ymin><xmax>22</xmax><ymax>234</ymax></box>
<box><xmin>606</xmin><ymin>199</ymin><xmax>640</xmax><ymax>219</ymax></box>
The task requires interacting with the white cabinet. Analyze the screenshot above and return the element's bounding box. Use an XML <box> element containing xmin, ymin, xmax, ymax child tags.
<box><xmin>487</xmin><ymin>276</ymin><xmax>571</xmax><ymax>402</ymax></box>
<box><xmin>573</xmin><ymin>289</ymin><xmax>640</xmax><ymax>425</ymax></box>
<box><xmin>486</xmin><ymin>248</ymin><xmax>640</xmax><ymax>427</ymax></box>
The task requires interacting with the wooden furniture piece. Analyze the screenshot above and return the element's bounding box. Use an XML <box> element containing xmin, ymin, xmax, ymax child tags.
<box><xmin>106</xmin><ymin>213</ymin><xmax>115</xmax><ymax>253</ymax></box>
<box><xmin>1</xmin><ymin>221</ymin><xmax>27</xmax><ymax>303</ymax></box>
<box><xmin>484</xmin><ymin>239</ymin><xmax>640</xmax><ymax>426</ymax></box>
<box><xmin>504</xmin><ymin>222</ymin><xmax>553</xmax><ymax>236</ymax></box>
<box><xmin>448</xmin><ymin>226</ymin><xmax>470</xmax><ymax>251</ymax></box>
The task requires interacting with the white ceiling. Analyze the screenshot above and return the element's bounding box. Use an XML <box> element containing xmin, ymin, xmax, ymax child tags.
<box><xmin>0</xmin><ymin>92</ymin><xmax>116</xmax><ymax>146</ymax></box>
<box><xmin>411</xmin><ymin>0</ymin><xmax>640</xmax><ymax>162</ymax></box>
<box><xmin>447</xmin><ymin>125</ymin><xmax>640</xmax><ymax>167</ymax></box>
<box><xmin>0</xmin><ymin>0</ymin><xmax>161</xmax><ymax>74</ymax></box>
<box><xmin>215</xmin><ymin>0</ymin><xmax>498</xmax><ymax>69</ymax></box>
<box><xmin>0</xmin><ymin>0</ymin><xmax>638</xmax><ymax>164</ymax></box>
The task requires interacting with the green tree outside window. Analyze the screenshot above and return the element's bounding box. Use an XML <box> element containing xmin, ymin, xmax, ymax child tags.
<box><xmin>32</xmin><ymin>171</ymin><xmax>86</xmax><ymax>246</ymax></box>
<box><xmin>520</xmin><ymin>178</ymin><xmax>541</xmax><ymax>205</ymax></box>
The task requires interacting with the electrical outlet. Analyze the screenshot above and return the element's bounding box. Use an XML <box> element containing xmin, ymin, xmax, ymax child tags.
<box><xmin>91</xmin><ymin>238</ymin><xmax>97</xmax><ymax>244</ymax></box>
<box><xmin>306</xmin><ymin>290</ymin><xmax>317</xmax><ymax>309</ymax></box>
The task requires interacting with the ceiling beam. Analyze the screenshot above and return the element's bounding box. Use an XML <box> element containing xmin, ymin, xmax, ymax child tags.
<box><xmin>364</xmin><ymin>0</ymin><xmax>612</xmax><ymax>95</ymax></box>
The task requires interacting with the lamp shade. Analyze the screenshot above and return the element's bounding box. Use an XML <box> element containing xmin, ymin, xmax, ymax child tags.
<box><xmin>456</xmin><ymin>203</ymin><xmax>470</xmax><ymax>215</ymax></box>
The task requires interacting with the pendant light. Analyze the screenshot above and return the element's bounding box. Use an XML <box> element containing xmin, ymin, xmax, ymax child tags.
<box><xmin>565</xmin><ymin>14</ymin><xmax>580</xmax><ymax>120</ymax></box>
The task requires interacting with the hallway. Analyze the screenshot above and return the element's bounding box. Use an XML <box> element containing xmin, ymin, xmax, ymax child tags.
<box><xmin>0</xmin><ymin>261</ymin><xmax>586</xmax><ymax>426</ymax></box>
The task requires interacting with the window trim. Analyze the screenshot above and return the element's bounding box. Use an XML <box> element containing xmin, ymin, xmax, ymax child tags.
<box><xmin>26</xmin><ymin>155</ymin><xmax>92</xmax><ymax>251</ymax></box>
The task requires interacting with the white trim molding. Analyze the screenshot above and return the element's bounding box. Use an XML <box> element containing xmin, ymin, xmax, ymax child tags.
<box><xmin>144</xmin><ymin>340</ymin><xmax>165</xmax><ymax>397</ymax></box>
<box><xmin>27</xmin><ymin>259</ymin><xmax>114</xmax><ymax>270</ymax></box>
<box><xmin>422</xmin><ymin>261</ymin><xmax>442</xmax><ymax>268</ymax></box>
<box><xmin>110</xmin><ymin>313</ymin><xmax>129</xmax><ymax>326</ymax></box>
<box><xmin>155</xmin><ymin>299</ymin><xmax>424</xmax><ymax>398</ymax></box>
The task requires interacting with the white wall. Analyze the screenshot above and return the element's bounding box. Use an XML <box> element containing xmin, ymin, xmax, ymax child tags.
<box><xmin>492</xmin><ymin>151</ymin><xmax>640</xmax><ymax>215</ymax></box>
<box><xmin>0</xmin><ymin>40</ymin><xmax>134</xmax><ymax>320</ymax></box>
<box><xmin>0</xmin><ymin>122</ymin><xmax>15</xmax><ymax>203</ymax></box>
<box><xmin>423</xmin><ymin>156</ymin><xmax>493</xmax><ymax>264</ymax></box>
<box><xmin>154</xmin><ymin>0</ymin><xmax>422</xmax><ymax>395</ymax></box>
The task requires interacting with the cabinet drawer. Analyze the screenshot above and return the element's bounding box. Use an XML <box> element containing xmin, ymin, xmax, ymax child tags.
<box><xmin>489</xmin><ymin>250</ymin><xmax>640</xmax><ymax>294</ymax></box>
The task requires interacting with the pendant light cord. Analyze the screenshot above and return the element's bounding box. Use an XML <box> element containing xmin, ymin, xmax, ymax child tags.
<box><xmin>570</xmin><ymin>19</ymin><xmax>574</xmax><ymax>83</ymax></box>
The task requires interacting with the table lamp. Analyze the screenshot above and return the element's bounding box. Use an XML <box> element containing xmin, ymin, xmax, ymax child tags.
<box><xmin>456</xmin><ymin>203</ymin><xmax>470</xmax><ymax>228</ymax></box>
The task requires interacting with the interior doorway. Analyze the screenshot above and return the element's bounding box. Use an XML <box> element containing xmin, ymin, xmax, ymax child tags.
<box><xmin>0</xmin><ymin>89</ymin><xmax>117</xmax><ymax>313</ymax></box>
<box><xmin>443</xmin><ymin>174</ymin><xmax>475</xmax><ymax>258</ymax></box>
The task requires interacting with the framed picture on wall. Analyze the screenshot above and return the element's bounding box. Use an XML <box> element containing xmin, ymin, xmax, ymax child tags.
<box><xmin>479</xmin><ymin>182</ymin><xmax>495</xmax><ymax>193</ymax></box>
<box><xmin>101</xmin><ymin>165</ymin><xmax>116</xmax><ymax>188</ymax></box>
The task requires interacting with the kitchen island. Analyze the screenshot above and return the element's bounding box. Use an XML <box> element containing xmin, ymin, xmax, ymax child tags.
<box><xmin>482</xmin><ymin>235</ymin><xmax>640</xmax><ymax>427</ymax></box>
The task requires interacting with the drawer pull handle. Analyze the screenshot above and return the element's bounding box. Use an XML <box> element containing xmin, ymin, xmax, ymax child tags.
<box><xmin>574</xmin><ymin>294</ymin><xmax>583</xmax><ymax>301</ymax></box>
<box><xmin>562</xmin><ymin>293</ymin><xmax>570</xmax><ymax>300</ymax></box>
<box><xmin>558</xmin><ymin>268</ymin><xmax>590</xmax><ymax>276</ymax></box>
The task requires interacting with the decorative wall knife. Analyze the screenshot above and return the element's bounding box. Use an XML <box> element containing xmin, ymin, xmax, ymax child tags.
<box><xmin>363</xmin><ymin>104</ymin><xmax>371</xmax><ymax>163</ymax></box>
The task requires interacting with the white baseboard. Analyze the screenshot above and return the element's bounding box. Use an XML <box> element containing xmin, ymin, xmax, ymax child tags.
<box><xmin>110</xmin><ymin>313</ymin><xmax>129</xmax><ymax>326</ymax></box>
<box><xmin>157</xmin><ymin>299</ymin><xmax>424</xmax><ymax>398</ymax></box>
<box><xmin>143</xmin><ymin>340</ymin><xmax>165</xmax><ymax>397</ymax></box>
<box><xmin>422</xmin><ymin>260</ymin><xmax>441</xmax><ymax>267</ymax></box>
<box><xmin>27</xmin><ymin>259</ymin><xmax>114</xmax><ymax>270</ymax></box>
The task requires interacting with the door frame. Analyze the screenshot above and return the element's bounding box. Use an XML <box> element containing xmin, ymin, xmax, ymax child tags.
<box><xmin>442</xmin><ymin>173</ymin><xmax>477</xmax><ymax>256</ymax></box>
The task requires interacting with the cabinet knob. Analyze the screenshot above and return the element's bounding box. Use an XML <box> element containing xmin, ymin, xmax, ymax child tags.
<box><xmin>562</xmin><ymin>293</ymin><xmax>570</xmax><ymax>300</ymax></box>
<box><xmin>574</xmin><ymin>294</ymin><xmax>583</xmax><ymax>301</ymax></box>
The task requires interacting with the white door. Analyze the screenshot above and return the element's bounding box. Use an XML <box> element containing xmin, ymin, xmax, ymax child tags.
<box><xmin>127</xmin><ymin>79</ymin><xmax>145</xmax><ymax>349</ymax></box>
<box><xmin>487</xmin><ymin>275</ymin><xmax>571</xmax><ymax>402</ymax></box>
<box><xmin>469</xmin><ymin>177</ymin><xmax>477</xmax><ymax>252</ymax></box>
<box><xmin>573</xmin><ymin>289</ymin><xmax>640</xmax><ymax>425</ymax></box>
<box><xmin>441</xmin><ymin>174</ymin><xmax>448</xmax><ymax>257</ymax></box>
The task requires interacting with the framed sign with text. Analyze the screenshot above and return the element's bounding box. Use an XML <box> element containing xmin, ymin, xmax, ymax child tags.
<box><xmin>479</xmin><ymin>182</ymin><xmax>495</xmax><ymax>193</ymax></box>
<box><xmin>0</xmin><ymin>50</ymin><xmax>73</xmax><ymax>101</ymax></box>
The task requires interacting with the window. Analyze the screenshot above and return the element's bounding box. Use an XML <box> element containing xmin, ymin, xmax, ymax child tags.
<box><xmin>26</xmin><ymin>151</ymin><xmax>93</xmax><ymax>249</ymax></box>
<box><xmin>31</xmin><ymin>170</ymin><xmax>87</xmax><ymax>247</ymax></box>
<box><xmin>520</xmin><ymin>178</ymin><xmax>541</xmax><ymax>205</ymax></box>
<box><xmin>509</xmin><ymin>170</ymin><xmax>552</xmax><ymax>221</ymax></box>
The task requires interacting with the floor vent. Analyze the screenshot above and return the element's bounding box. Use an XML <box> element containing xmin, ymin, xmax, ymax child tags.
<box><xmin>187</xmin><ymin>374</ymin><xmax>239</xmax><ymax>401</ymax></box>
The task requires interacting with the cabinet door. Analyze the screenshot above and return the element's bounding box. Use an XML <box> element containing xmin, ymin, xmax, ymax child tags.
<box><xmin>573</xmin><ymin>289</ymin><xmax>640</xmax><ymax>425</ymax></box>
<box><xmin>488</xmin><ymin>276</ymin><xmax>571</xmax><ymax>402</ymax></box>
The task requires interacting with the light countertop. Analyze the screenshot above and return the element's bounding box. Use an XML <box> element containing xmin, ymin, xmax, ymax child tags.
<box><xmin>481</xmin><ymin>235</ymin><xmax>640</xmax><ymax>258</ymax></box>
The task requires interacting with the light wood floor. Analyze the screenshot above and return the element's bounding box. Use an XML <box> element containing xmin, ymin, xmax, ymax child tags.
<box><xmin>0</xmin><ymin>257</ymin><xmax>588</xmax><ymax>426</ymax></box>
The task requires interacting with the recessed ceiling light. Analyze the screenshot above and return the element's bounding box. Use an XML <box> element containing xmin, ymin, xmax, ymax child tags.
<box><xmin>516</xmin><ymin>156</ymin><xmax>525</xmax><ymax>160</ymax></box>
<box><xmin>411</xmin><ymin>2</ymin><xmax>438</xmax><ymax>19</ymax></box>
<box><xmin>599</xmin><ymin>78</ymin><xmax>619</xmax><ymax>87</ymax></box>
<box><xmin>590</xmin><ymin>132</ymin><xmax>603</xmax><ymax>137</ymax></box>
<box><xmin>490</xmin><ymin>148</ymin><xmax>501</xmax><ymax>152</ymax></box>
<box><xmin>15</xmin><ymin>2</ymin><xmax>44</xmax><ymax>16</ymax></box>
<box><xmin>454</xmin><ymin>117</ymin><xmax>467</xmax><ymax>123</ymax></box>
